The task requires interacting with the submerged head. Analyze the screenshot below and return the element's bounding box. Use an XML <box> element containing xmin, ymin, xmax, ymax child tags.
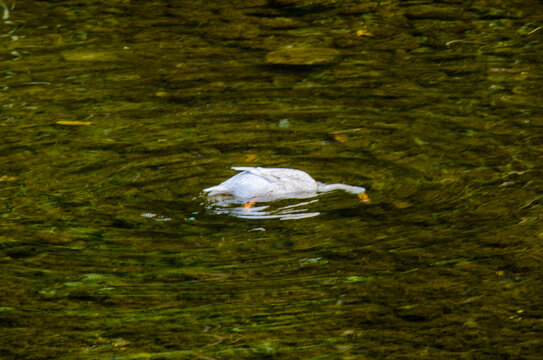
<box><xmin>317</xmin><ymin>183</ymin><xmax>370</xmax><ymax>203</ymax></box>
<box><xmin>357</xmin><ymin>192</ymin><xmax>371</xmax><ymax>204</ymax></box>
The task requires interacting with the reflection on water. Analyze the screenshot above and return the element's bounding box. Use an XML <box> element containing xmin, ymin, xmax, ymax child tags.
<box><xmin>140</xmin><ymin>212</ymin><xmax>172</xmax><ymax>222</ymax></box>
<box><xmin>207</xmin><ymin>197</ymin><xmax>321</xmax><ymax>220</ymax></box>
<box><xmin>1</xmin><ymin>0</ymin><xmax>542</xmax><ymax>359</ymax></box>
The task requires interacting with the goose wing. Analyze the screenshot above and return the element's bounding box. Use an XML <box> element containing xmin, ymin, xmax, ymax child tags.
<box><xmin>205</xmin><ymin>167</ymin><xmax>318</xmax><ymax>199</ymax></box>
<box><xmin>231</xmin><ymin>167</ymin><xmax>313</xmax><ymax>183</ymax></box>
<box><xmin>232</xmin><ymin>167</ymin><xmax>318</xmax><ymax>193</ymax></box>
<box><xmin>231</xmin><ymin>167</ymin><xmax>283</xmax><ymax>182</ymax></box>
<box><xmin>204</xmin><ymin>168</ymin><xmax>275</xmax><ymax>195</ymax></box>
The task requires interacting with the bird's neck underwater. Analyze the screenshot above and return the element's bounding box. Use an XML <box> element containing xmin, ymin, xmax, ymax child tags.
<box><xmin>317</xmin><ymin>183</ymin><xmax>366</xmax><ymax>194</ymax></box>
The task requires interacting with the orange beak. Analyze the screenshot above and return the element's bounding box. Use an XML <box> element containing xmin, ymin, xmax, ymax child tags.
<box><xmin>358</xmin><ymin>192</ymin><xmax>371</xmax><ymax>204</ymax></box>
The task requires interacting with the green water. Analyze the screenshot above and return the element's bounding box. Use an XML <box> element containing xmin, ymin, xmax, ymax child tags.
<box><xmin>1</xmin><ymin>0</ymin><xmax>542</xmax><ymax>359</ymax></box>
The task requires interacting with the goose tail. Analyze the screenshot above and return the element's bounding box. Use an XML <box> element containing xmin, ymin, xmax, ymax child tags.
<box><xmin>203</xmin><ymin>185</ymin><xmax>228</xmax><ymax>195</ymax></box>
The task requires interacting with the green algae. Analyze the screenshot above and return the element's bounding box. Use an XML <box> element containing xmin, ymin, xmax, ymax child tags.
<box><xmin>0</xmin><ymin>0</ymin><xmax>542</xmax><ymax>359</ymax></box>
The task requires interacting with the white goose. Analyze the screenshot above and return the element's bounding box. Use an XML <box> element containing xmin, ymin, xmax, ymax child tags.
<box><xmin>204</xmin><ymin>167</ymin><xmax>369</xmax><ymax>205</ymax></box>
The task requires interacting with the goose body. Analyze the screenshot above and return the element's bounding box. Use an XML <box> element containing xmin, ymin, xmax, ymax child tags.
<box><xmin>204</xmin><ymin>167</ymin><xmax>366</xmax><ymax>203</ymax></box>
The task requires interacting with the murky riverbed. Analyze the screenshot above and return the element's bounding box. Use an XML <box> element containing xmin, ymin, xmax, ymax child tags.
<box><xmin>1</xmin><ymin>0</ymin><xmax>542</xmax><ymax>359</ymax></box>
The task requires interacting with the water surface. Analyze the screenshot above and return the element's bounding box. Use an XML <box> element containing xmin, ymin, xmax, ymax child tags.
<box><xmin>1</xmin><ymin>0</ymin><xmax>542</xmax><ymax>359</ymax></box>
